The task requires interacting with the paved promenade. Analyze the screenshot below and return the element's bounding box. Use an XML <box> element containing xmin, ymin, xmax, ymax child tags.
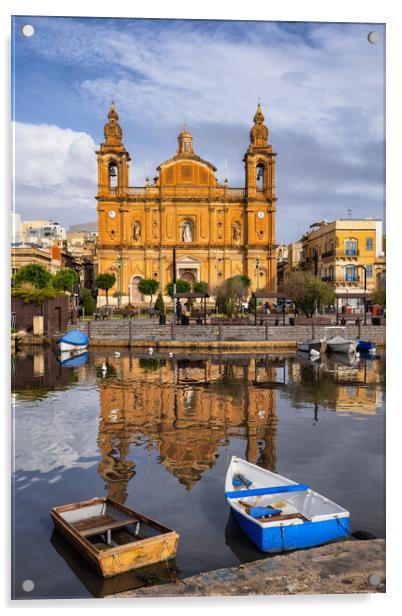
<box><xmin>112</xmin><ymin>539</ymin><xmax>385</xmax><ymax>598</ymax></box>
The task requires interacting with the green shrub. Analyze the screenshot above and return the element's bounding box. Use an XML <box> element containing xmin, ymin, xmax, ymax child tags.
<box><xmin>165</xmin><ymin>279</ymin><xmax>191</xmax><ymax>298</ymax></box>
<box><xmin>81</xmin><ymin>288</ymin><xmax>95</xmax><ymax>315</ymax></box>
<box><xmin>154</xmin><ymin>292</ymin><xmax>165</xmax><ymax>313</ymax></box>
<box><xmin>12</xmin><ymin>286</ymin><xmax>63</xmax><ymax>304</ymax></box>
<box><xmin>13</xmin><ymin>263</ymin><xmax>52</xmax><ymax>289</ymax></box>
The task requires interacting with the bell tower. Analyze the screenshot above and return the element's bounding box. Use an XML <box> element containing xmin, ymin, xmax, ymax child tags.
<box><xmin>244</xmin><ymin>103</ymin><xmax>277</xmax><ymax>291</ymax></box>
<box><xmin>96</xmin><ymin>101</ymin><xmax>131</xmax><ymax>198</ymax></box>
<box><xmin>244</xmin><ymin>102</ymin><xmax>276</xmax><ymax>199</ymax></box>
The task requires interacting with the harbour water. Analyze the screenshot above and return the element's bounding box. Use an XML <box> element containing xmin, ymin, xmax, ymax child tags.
<box><xmin>11</xmin><ymin>347</ymin><xmax>385</xmax><ymax>599</ymax></box>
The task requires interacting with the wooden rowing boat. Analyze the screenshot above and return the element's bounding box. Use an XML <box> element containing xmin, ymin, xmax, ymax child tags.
<box><xmin>225</xmin><ymin>457</ymin><xmax>350</xmax><ymax>553</ymax></box>
<box><xmin>50</xmin><ymin>497</ymin><xmax>180</xmax><ymax>578</ymax></box>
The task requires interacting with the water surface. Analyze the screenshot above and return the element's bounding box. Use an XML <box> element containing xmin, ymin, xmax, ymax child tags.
<box><xmin>11</xmin><ymin>347</ymin><xmax>385</xmax><ymax>599</ymax></box>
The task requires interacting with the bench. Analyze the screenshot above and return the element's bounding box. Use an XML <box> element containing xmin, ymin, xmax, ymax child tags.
<box><xmin>339</xmin><ymin>317</ymin><xmax>362</xmax><ymax>326</ymax></box>
<box><xmin>291</xmin><ymin>317</ymin><xmax>333</xmax><ymax>326</ymax></box>
<box><xmin>189</xmin><ymin>311</ymin><xmax>205</xmax><ymax>325</ymax></box>
<box><xmin>94</xmin><ymin>306</ymin><xmax>112</xmax><ymax>320</ymax></box>
<box><xmin>114</xmin><ymin>309</ymin><xmax>137</xmax><ymax>319</ymax></box>
<box><xmin>147</xmin><ymin>308</ymin><xmax>160</xmax><ymax>319</ymax></box>
<box><xmin>210</xmin><ymin>317</ymin><xmax>250</xmax><ymax>325</ymax></box>
<box><xmin>258</xmin><ymin>315</ymin><xmax>280</xmax><ymax>326</ymax></box>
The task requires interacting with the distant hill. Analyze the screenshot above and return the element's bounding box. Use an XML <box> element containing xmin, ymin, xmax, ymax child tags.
<box><xmin>68</xmin><ymin>221</ymin><xmax>98</xmax><ymax>233</ymax></box>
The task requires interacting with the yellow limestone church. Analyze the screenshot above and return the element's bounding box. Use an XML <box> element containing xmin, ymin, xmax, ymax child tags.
<box><xmin>96</xmin><ymin>102</ymin><xmax>278</xmax><ymax>305</ymax></box>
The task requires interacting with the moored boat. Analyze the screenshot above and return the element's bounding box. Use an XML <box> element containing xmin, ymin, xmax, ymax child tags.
<box><xmin>356</xmin><ymin>339</ymin><xmax>376</xmax><ymax>353</ymax></box>
<box><xmin>297</xmin><ymin>339</ymin><xmax>327</xmax><ymax>354</ymax></box>
<box><xmin>225</xmin><ymin>456</ymin><xmax>350</xmax><ymax>553</ymax></box>
<box><xmin>50</xmin><ymin>497</ymin><xmax>180</xmax><ymax>578</ymax></box>
<box><xmin>325</xmin><ymin>327</ymin><xmax>356</xmax><ymax>355</ymax></box>
<box><xmin>58</xmin><ymin>330</ymin><xmax>89</xmax><ymax>352</ymax></box>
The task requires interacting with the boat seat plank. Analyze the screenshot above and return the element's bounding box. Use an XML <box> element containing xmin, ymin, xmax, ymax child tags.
<box><xmin>80</xmin><ymin>519</ymin><xmax>139</xmax><ymax>537</ymax></box>
<box><xmin>226</xmin><ymin>483</ymin><xmax>310</xmax><ymax>499</ymax></box>
<box><xmin>72</xmin><ymin>515</ymin><xmax>139</xmax><ymax>537</ymax></box>
<box><xmin>255</xmin><ymin>512</ymin><xmax>309</xmax><ymax>523</ymax></box>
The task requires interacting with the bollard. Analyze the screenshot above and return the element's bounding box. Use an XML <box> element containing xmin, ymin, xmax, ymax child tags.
<box><xmin>87</xmin><ymin>320</ymin><xmax>91</xmax><ymax>337</ymax></box>
<box><xmin>129</xmin><ymin>319</ymin><xmax>132</xmax><ymax>344</ymax></box>
<box><xmin>218</xmin><ymin>323</ymin><xmax>222</xmax><ymax>341</ymax></box>
<box><xmin>265</xmin><ymin>321</ymin><xmax>269</xmax><ymax>341</ymax></box>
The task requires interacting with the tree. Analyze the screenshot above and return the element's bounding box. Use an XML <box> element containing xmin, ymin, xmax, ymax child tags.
<box><xmin>165</xmin><ymin>279</ymin><xmax>191</xmax><ymax>298</ymax></box>
<box><xmin>283</xmin><ymin>272</ymin><xmax>335</xmax><ymax>317</ymax></box>
<box><xmin>95</xmin><ymin>273</ymin><xmax>116</xmax><ymax>306</ymax></box>
<box><xmin>192</xmin><ymin>280</ymin><xmax>210</xmax><ymax>294</ymax></box>
<box><xmin>138</xmin><ymin>278</ymin><xmax>160</xmax><ymax>308</ymax></box>
<box><xmin>81</xmin><ymin>288</ymin><xmax>95</xmax><ymax>316</ymax></box>
<box><xmin>154</xmin><ymin>292</ymin><xmax>165</xmax><ymax>313</ymax></box>
<box><xmin>13</xmin><ymin>263</ymin><xmax>52</xmax><ymax>289</ymax></box>
<box><xmin>371</xmin><ymin>286</ymin><xmax>386</xmax><ymax>308</ymax></box>
<box><xmin>228</xmin><ymin>274</ymin><xmax>251</xmax><ymax>289</ymax></box>
<box><xmin>52</xmin><ymin>268</ymin><xmax>79</xmax><ymax>292</ymax></box>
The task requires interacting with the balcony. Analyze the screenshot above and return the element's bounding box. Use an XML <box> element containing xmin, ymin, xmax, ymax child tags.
<box><xmin>322</xmin><ymin>250</ymin><xmax>335</xmax><ymax>258</ymax></box>
<box><xmin>338</xmin><ymin>249</ymin><xmax>360</xmax><ymax>258</ymax></box>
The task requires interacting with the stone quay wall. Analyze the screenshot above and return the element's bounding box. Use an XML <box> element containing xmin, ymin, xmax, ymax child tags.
<box><xmin>69</xmin><ymin>320</ymin><xmax>386</xmax><ymax>348</ymax></box>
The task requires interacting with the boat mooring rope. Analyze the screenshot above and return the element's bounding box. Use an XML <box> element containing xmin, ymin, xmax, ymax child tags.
<box><xmin>336</xmin><ymin>517</ymin><xmax>353</xmax><ymax>536</ymax></box>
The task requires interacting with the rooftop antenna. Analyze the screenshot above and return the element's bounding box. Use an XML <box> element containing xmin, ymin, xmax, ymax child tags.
<box><xmin>347</xmin><ymin>208</ymin><xmax>352</xmax><ymax>219</ymax></box>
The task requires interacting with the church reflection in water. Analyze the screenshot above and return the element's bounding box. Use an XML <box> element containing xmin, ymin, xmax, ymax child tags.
<box><xmin>96</xmin><ymin>354</ymin><xmax>282</xmax><ymax>503</ymax></box>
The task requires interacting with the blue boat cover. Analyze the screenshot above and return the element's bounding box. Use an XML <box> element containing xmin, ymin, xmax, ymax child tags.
<box><xmin>59</xmin><ymin>330</ymin><xmax>89</xmax><ymax>346</ymax></box>
<box><xmin>249</xmin><ymin>507</ymin><xmax>282</xmax><ymax>518</ymax></box>
<box><xmin>356</xmin><ymin>339</ymin><xmax>375</xmax><ymax>350</ymax></box>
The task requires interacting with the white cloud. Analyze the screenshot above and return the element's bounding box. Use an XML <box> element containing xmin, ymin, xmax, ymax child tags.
<box><xmin>13</xmin><ymin>122</ymin><xmax>97</xmax><ymax>215</ymax></box>
<box><xmin>14</xmin><ymin>18</ymin><xmax>385</xmax><ymax>240</ymax></box>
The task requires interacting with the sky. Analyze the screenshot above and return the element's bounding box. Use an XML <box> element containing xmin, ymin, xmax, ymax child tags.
<box><xmin>12</xmin><ymin>16</ymin><xmax>385</xmax><ymax>244</ymax></box>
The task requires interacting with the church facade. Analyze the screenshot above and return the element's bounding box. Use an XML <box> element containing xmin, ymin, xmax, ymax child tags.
<box><xmin>96</xmin><ymin>102</ymin><xmax>278</xmax><ymax>305</ymax></box>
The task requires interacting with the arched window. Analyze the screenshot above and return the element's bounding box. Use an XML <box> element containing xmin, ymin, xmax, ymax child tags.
<box><xmin>109</xmin><ymin>162</ymin><xmax>118</xmax><ymax>188</ymax></box>
<box><xmin>345</xmin><ymin>239</ymin><xmax>357</xmax><ymax>256</ymax></box>
<box><xmin>256</xmin><ymin>164</ymin><xmax>265</xmax><ymax>190</ymax></box>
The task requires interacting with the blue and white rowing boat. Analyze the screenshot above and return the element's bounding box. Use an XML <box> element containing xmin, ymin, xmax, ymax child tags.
<box><xmin>356</xmin><ymin>339</ymin><xmax>376</xmax><ymax>353</ymax></box>
<box><xmin>58</xmin><ymin>330</ymin><xmax>89</xmax><ymax>352</ymax></box>
<box><xmin>225</xmin><ymin>456</ymin><xmax>350</xmax><ymax>553</ymax></box>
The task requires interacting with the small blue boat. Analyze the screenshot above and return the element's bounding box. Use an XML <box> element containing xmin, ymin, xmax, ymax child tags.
<box><xmin>356</xmin><ymin>339</ymin><xmax>376</xmax><ymax>353</ymax></box>
<box><xmin>58</xmin><ymin>351</ymin><xmax>89</xmax><ymax>368</ymax></box>
<box><xmin>58</xmin><ymin>330</ymin><xmax>89</xmax><ymax>352</ymax></box>
<box><xmin>225</xmin><ymin>457</ymin><xmax>350</xmax><ymax>553</ymax></box>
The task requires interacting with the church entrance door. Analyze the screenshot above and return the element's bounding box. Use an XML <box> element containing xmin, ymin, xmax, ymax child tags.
<box><xmin>130</xmin><ymin>275</ymin><xmax>143</xmax><ymax>303</ymax></box>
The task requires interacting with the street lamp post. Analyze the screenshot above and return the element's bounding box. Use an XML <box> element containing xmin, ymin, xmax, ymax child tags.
<box><xmin>117</xmin><ymin>254</ymin><xmax>121</xmax><ymax>308</ymax></box>
<box><xmin>357</xmin><ymin>264</ymin><xmax>367</xmax><ymax>325</ymax></box>
<box><xmin>256</xmin><ymin>256</ymin><xmax>260</xmax><ymax>290</ymax></box>
<box><xmin>173</xmin><ymin>247</ymin><xmax>177</xmax><ymax>324</ymax></box>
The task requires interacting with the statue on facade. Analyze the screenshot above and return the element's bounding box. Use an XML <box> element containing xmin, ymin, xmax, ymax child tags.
<box><xmin>104</xmin><ymin>101</ymin><xmax>123</xmax><ymax>145</ymax></box>
<box><xmin>232</xmin><ymin>221</ymin><xmax>241</xmax><ymax>241</ymax></box>
<box><xmin>182</xmin><ymin>221</ymin><xmax>193</xmax><ymax>242</ymax></box>
<box><xmin>250</xmin><ymin>102</ymin><xmax>268</xmax><ymax>146</ymax></box>
<box><xmin>133</xmin><ymin>221</ymin><xmax>141</xmax><ymax>241</ymax></box>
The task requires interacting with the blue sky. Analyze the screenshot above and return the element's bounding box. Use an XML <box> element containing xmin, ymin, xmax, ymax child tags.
<box><xmin>12</xmin><ymin>16</ymin><xmax>385</xmax><ymax>243</ymax></box>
